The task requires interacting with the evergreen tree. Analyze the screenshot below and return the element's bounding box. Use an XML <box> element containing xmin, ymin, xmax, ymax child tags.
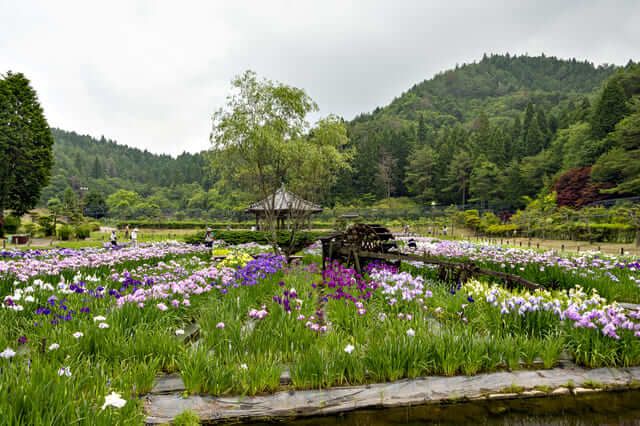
<box><xmin>522</xmin><ymin>102</ymin><xmax>535</xmax><ymax>140</ymax></box>
<box><xmin>417</xmin><ymin>115</ymin><xmax>427</xmax><ymax>144</ymax></box>
<box><xmin>524</xmin><ymin>113</ymin><xmax>545</xmax><ymax>156</ymax></box>
<box><xmin>404</xmin><ymin>145</ymin><xmax>437</xmax><ymax>201</ymax></box>
<box><xmin>444</xmin><ymin>150</ymin><xmax>473</xmax><ymax>208</ymax></box>
<box><xmin>84</xmin><ymin>190</ymin><xmax>108</xmax><ymax>218</ymax></box>
<box><xmin>509</xmin><ymin>115</ymin><xmax>523</xmax><ymax>159</ymax></box>
<box><xmin>591</xmin><ymin>78</ymin><xmax>628</xmax><ymax>139</ymax></box>
<box><xmin>92</xmin><ymin>156</ymin><xmax>102</xmax><ymax>179</ymax></box>
<box><xmin>0</xmin><ymin>71</ymin><xmax>54</xmax><ymax>234</ymax></box>
<box><xmin>470</xmin><ymin>157</ymin><xmax>500</xmax><ymax>208</ymax></box>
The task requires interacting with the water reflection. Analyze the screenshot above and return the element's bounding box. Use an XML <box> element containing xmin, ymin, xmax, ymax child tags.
<box><xmin>250</xmin><ymin>390</ymin><xmax>640</xmax><ymax>426</ymax></box>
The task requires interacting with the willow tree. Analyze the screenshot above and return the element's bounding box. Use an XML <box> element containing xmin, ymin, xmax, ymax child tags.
<box><xmin>0</xmin><ymin>72</ymin><xmax>54</xmax><ymax>235</ymax></box>
<box><xmin>211</xmin><ymin>70</ymin><xmax>350</xmax><ymax>255</ymax></box>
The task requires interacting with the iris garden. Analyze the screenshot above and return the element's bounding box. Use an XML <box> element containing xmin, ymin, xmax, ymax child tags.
<box><xmin>1</xmin><ymin>238</ymin><xmax>640</xmax><ymax>424</ymax></box>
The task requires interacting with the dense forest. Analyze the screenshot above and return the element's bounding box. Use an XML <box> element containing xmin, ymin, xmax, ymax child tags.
<box><xmin>334</xmin><ymin>54</ymin><xmax>639</xmax><ymax>209</ymax></box>
<box><xmin>41</xmin><ymin>54</ymin><xmax>640</xmax><ymax>220</ymax></box>
<box><xmin>41</xmin><ymin>129</ymin><xmax>225</xmax><ymax>219</ymax></box>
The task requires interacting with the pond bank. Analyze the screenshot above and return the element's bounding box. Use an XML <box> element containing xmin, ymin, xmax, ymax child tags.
<box><xmin>144</xmin><ymin>365</ymin><xmax>640</xmax><ymax>424</ymax></box>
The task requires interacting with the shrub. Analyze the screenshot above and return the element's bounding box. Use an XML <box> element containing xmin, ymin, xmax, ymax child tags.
<box><xmin>37</xmin><ymin>215</ymin><xmax>56</xmax><ymax>237</ymax></box>
<box><xmin>57</xmin><ymin>225</ymin><xmax>73</xmax><ymax>241</ymax></box>
<box><xmin>74</xmin><ymin>224</ymin><xmax>92</xmax><ymax>240</ymax></box>
<box><xmin>23</xmin><ymin>222</ymin><xmax>37</xmax><ymax>236</ymax></box>
<box><xmin>3</xmin><ymin>215</ymin><xmax>21</xmax><ymax>234</ymax></box>
<box><xmin>184</xmin><ymin>230</ymin><xmax>326</xmax><ymax>252</ymax></box>
<box><xmin>485</xmin><ymin>224</ymin><xmax>519</xmax><ymax>236</ymax></box>
<box><xmin>464</xmin><ymin>210</ymin><xmax>481</xmax><ymax>230</ymax></box>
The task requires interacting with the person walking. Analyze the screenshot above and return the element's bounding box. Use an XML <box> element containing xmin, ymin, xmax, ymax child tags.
<box><xmin>130</xmin><ymin>228</ymin><xmax>138</xmax><ymax>247</ymax></box>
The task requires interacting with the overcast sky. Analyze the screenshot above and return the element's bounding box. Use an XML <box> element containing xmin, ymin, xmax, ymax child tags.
<box><xmin>1</xmin><ymin>0</ymin><xmax>639</xmax><ymax>156</ymax></box>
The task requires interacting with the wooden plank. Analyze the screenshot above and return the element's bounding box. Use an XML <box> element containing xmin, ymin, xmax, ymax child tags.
<box><xmin>335</xmin><ymin>249</ymin><xmax>544</xmax><ymax>290</ymax></box>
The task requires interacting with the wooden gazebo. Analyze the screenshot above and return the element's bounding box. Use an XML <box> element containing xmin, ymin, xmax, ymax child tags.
<box><xmin>246</xmin><ymin>185</ymin><xmax>322</xmax><ymax>230</ymax></box>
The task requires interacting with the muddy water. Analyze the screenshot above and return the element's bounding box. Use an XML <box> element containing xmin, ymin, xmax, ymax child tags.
<box><xmin>249</xmin><ymin>390</ymin><xmax>640</xmax><ymax>425</ymax></box>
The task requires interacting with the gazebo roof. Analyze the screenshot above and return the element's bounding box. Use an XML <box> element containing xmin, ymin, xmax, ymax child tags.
<box><xmin>246</xmin><ymin>185</ymin><xmax>322</xmax><ymax>214</ymax></box>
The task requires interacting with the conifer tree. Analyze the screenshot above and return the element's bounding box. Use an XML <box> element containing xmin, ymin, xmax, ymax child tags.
<box><xmin>417</xmin><ymin>115</ymin><xmax>427</xmax><ymax>144</ymax></box>
<box><xmin>0</xmin><ymin>72</ymin><xmax>54</xmax><ymax>235</ymax></box>
<box><xmin>591</xmin><ymin>78</ymin><xmax>628</xmax><ymax>139</ymax></box>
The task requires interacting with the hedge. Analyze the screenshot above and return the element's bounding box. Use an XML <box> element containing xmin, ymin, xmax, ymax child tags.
<box><xmin>184</xmin><ymin>230</ymin><xmax>327</xmax><ymax>252</ymax></box>
<box><xmin>118</xmin><ymin>221</ymin><xmax>335</xmax><ymax>230</ymax></box>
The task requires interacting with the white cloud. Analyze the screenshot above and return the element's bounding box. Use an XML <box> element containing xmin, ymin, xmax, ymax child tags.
<box><xmin>1</xmin><ymin>0</ymin><xmax>638</xmax><ymax>155</ymax></box>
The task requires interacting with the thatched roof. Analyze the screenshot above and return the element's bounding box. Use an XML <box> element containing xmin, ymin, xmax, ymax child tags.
<box><xmin>246</xmin><ymin>185</ymin><xmax>322</xmax><ymax>214</ymax></box>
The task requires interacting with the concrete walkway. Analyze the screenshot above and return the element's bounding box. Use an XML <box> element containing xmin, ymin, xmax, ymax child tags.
<box><xmin>145</xmin><ymin>365</ymin><xmax>640</xmax><ymax>424</ymax></box>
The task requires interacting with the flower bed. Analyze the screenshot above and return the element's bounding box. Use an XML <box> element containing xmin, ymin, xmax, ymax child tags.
<box><xmin>1</xmin><ymin>241</ymin><xmax>640</xmax><ymax>424</ymax></box>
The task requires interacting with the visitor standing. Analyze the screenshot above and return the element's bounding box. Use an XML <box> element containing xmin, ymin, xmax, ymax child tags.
<box><xmin>124</xmin><ymin>225</ymin><xmax>130</xmax><ymax>239</ymax></box>
<box><xmin>110</xmin><ymin>230</ymin><xmax>117</xmax><ymax>247</ymax></box>
<box><xmin>442</xmin><ymin>225</ymin><xmax>448</xmax><ymax>236</ymax></box>
<box><xmin>131</xmin><ymin>228</ymin><xmax>138</xmax><ymax>247</ymax></box>
<box><xmin>204</xmin><ymin>227</ymin><xmax>214</xmax><ymax>248</ymax></box>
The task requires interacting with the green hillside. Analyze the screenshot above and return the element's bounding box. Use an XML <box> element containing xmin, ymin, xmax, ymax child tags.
<box><xmin>43</xmin><ymin>54</ymin><xmax>640</xmax><ymax>220</ymax></box>
<box><xmin>336</xmin><ymin>54</ymin><xmax>625</xmax><ymax>208</ymax></box>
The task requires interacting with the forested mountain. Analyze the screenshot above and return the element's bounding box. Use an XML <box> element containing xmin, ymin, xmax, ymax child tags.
<box><xmin>43</xmin><ymin>54</ymin><xmax>640</xmax><ymax>220</ymax></box>
<box><xmin>333</xmin><ymin>54</ymin><xmax>629</xmax><ymax>208</ymax></box>
<box><xmin>41</xmin><ymin>129</ymin><xmax>219</xmax><ymax>218</ymax></box>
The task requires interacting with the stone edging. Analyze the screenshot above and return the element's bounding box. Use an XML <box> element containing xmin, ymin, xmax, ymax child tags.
<box><xmin>145</xmin><ymin>365</ymin><xmax>640</xmax><ymax>424</ymax></box>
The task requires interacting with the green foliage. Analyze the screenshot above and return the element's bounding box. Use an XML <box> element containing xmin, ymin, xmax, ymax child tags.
<box><xmin>74</xmin><ymin>224</ymin><xmax>92</xmax><ymax>240</ymax></box>
<box><xmin>37</xmin><ymin>215</ymin><xmax>56</xmax><ymax>237</ymax></box>
<box><xmin>84</xmin><ymin>190</ymin><xmax>108</xmax><ymax>218</ymax></box>
<box><xmin>463</xmin><ymin>210</ymin><xmax>481</xmax><ymax>230</ymax></box>
<box><xmin>211</xmin><ymin>71</ymin><xmax>350</xmax><ymax>253</ymax></box>
<box><xmin>184</xmin><ymin>230</ymin><xmax>325</xmax><ymax>251</ymax></box>
<box><xmin>2</xmin><ymin>215</ymin><xmax>21</xmax><ymax>234</ymax></box>
<box><xmin>592</xmin><ymin>111</ymin><xmax>640</xmax><ymax>195</ymax></box>
<box><xmin>57</xmin><ymin>224</ymin><xmax>73</xmax><ymax>241</ymax></box>
<box><xmin>35</xmin><ymin>55</ymin><xmax>640</xmax><ymax>216</ymax></box>
<box><xmin>591</xmin><ymin>77</ymin><xmax>629</xmax><ymax>139</ymax></box>
<box><xmin>173</xmin><ymin>410</ymin><xmax>200</xmax><ymax>426</ymax></box>
<box><xmin>0</xmin><ymin>71</ymin><xmax>54</xmax><ymax>233</ymax></box>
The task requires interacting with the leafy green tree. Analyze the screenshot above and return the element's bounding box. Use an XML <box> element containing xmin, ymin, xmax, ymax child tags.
<box><xmin>46</xmin><ymin>197</ymin><xmax>62</xmax><ymax>234</ymax></box>
<box><xmin>417</xmin><ymin>114</ymin><xmax>427</xmax><ymax>143</ymax></box>
<box><xmin>470</xmin><ymin>157</ymin><xmax>500</xmax><ymax>207</ymax></box>
<box><xmin>0</xmin><ymin>72</ymin><xmax>54</xmax><ymax>235</ymax></box>
<box><xmin>591</xmin><ymin>78</ymin><xmax>628</xmax><ymax>139</ymax></box>
<box><xmin>92</xmin><ymin>156</ymin><xmax>102</xmax><ymax>179</ymax></box>
<box><xmin>443</xmin><ymin>150</ymin><xmax>473</xmax><ymax>208</ymax></box>
<box><xmin>404</xmin><ymin>145</ymin><xmax>437</xmax><ymax>201</ymax></box>
<box><xmin>498</xmin><ymin>160</ymin><xmax>526</xmax><ymax>209</ymax></box>
<box><xmin>592</xmin><ymin>111</ymin><xmax>640</xmax><ymax>194</ymax></box>
<box><xmin>106</xmin><ymin>189</ymin><xmax>141</xmax><ymax>219</ymax></box>
<box><xmin>524</xmin><ymin>111</ymin><xmax>545</xmax><ymax>156</ymax></box>
<box><xmin>62</xmin><ymin>187</ymin><xmax>78</xmax><ymax>216</ymax></box>
<box><xmin>211</xmin><ymin>71</ymin><xmax>350</xmax><ymax>255</ymax></box>
<box><xmin>84</xmin><ymin>190</ymin><xmax>107</xmax><ymax>218</ymax></box>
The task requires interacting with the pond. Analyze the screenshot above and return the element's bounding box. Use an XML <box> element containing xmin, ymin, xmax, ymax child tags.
<box><xmin>250</xmin><ymin>390</ymin><xmax>640</xmax><ymax>426</ymax></box>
